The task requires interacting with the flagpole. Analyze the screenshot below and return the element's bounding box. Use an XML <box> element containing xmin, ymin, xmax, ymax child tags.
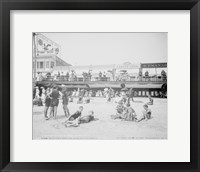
<box><xmin>33</xmin><ymin>33</ymin><xmax>37</xmax><ymax>84</ymax></box>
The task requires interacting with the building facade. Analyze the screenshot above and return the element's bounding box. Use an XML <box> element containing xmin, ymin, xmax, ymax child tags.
<box><xmin>33</xmin><ymin>33</ymin><xmax>70</xmax><ymax>78</ymax></box>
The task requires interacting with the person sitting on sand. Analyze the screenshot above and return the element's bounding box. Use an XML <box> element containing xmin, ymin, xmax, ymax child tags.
<box><xmin>79</xmin><ymin>111</ymin><xmax>96</xmax><ymax>124</ymax></box>
<box><xmin>147</xmin><ymin>94</ymin><xmax>153</xmax><ymax>105</ymax></box>
<box><xmin>137</xmin><ymin>104</ymin><xmax>151</xmax><ymax>122</ymax></box>
<box><xmin>122</xmin><ymin>102</ymin><xmax>137</xmax><ymax>121</ymax></box>
<box><xmin>111</xmin><ymin>100</ymin><xmax>125</xmax><ymax>119</ymax></box>
<box><xmin>63</xmin><ymin>106</ymin><xmax>84</xmax><ymax>127</ymax></box>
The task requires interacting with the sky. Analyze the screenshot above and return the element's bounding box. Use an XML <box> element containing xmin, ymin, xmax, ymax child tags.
<box><xmin>42</xmin><ymin>32</ymin><xmax>167</xmax><ymax>66</ymax></box>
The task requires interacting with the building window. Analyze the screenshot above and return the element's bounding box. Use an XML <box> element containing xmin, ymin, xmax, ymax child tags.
<box><xmin>40</xmin><ymin>62</ymin><xmax>44</xmax><ymax>69</ymax></box>
<box><xmin>51</xmin><ymin>61</ymin><xmax>54</xmax><ymax>68</ymax></box>
<box><xmin>46</xmin><ymin>61</ymin><xmax>49</xmax><ymax>68</ymax></box>
<box><xmin>37</xmin><ymin>62</ymin><xmax>39</xmax><ymax>69</ymax></box>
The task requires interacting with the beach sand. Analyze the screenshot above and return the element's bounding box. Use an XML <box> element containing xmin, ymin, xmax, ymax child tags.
<box><xmin>33</xmin><ymin>97</ymin><xmax>167</xmax><ymax>140</ymax></box>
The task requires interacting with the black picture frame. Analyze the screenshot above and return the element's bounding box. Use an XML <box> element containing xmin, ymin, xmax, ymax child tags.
<box><xmin>0</xmin><ymin>0</ymin><xmax>199</xmax><ymax>171</ymax></box>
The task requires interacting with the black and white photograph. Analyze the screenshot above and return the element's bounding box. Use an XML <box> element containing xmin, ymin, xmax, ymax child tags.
<box><xmin>32</xmin><ymin>32</ymin><xmax>167</xmax><ymax>140</ymax></box>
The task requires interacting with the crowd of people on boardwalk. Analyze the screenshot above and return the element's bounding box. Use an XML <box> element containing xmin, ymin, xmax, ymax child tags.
<box><xmin>37</xmin><ymin>69</ymin><xmax>167</xmax><ymax>82</ymax></box>
<box><xmin>33</xmin><ymin>84</ymin><xmax>155</xmax><ymax>127</ymax></box>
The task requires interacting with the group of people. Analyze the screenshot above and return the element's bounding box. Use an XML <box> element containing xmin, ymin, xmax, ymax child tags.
<box><xmin>40</xmin><ymin>69</ymin><xmax>167</xmax><ymax>83</ymax></box>
<box><xmin>111</xmin><ymin>91</ymin><xmax>153</xmax><ymax>122</ymax></box>
<box><xmin>34</xmin><ymin>85</ymin><xmax>96</xmax><ymax>128</ymax></box>
<box><xmin>111</xmin><ymin>100</ymin><xmax>152</xmax><ymax>122</ymax></box>
<box><xmin>82</xmin><ymin>71</ymin><xmax>92</xmax><ymax>81</ymax></box>
<box><xmin>33</xmin><ymin>85</ymin><xmax>154</xmax><ymax>127</ymax></box>
<box><xmin>62</xmin><ymin>106</ymin><xmax>97</xmax><ymax>127</ymax></box>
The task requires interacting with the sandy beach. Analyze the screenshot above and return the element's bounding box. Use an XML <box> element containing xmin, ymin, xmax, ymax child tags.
<box><xmin>33</xmin><ymin>97</ymin><xmax>167</xmax><ymax>140</ymax></box>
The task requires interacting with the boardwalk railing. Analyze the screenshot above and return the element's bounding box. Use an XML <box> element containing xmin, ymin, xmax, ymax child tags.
<box><xmin>37</xmin><ymin>75</ymin><xmax>167</xmax><ymax>82</ymax></box>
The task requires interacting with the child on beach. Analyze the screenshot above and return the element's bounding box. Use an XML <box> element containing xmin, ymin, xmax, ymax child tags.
<box><xmin>111</xmin><ymin>100</ymin><xmax>124</xmax><ymax>119</ymax></box>
<box><xmin>147</xmin><ymin>94</ymin><xmax>153</xmax><ymax>105</ymax></box>
<box><xmin>122</xmin><ymin>103</ymin><xmax>137</xmax><ymax>121</ymax></box>
<box><xmin>79</xmin><ymin>111</ymin><xmax>95</xmax><ymax>124</ymax></box>
<box><xmin>63</xmin><ymin>106</ymin><xmax>84</xmax><ymax>127</ymax></box>
<box><xmin>137</xmin><ymin>104</ymin><xmax>152</xmax><ymax>122</ymax></box>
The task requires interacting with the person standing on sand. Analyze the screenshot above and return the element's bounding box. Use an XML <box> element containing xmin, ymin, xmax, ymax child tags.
<box><xmin>44</xmin><ymin>87</ymin><xmax>52</xmax><ymax>120</ymax></box>
<box><xmin>40</xmin><ymin>87</ymin><xmax>46</xmax><ymax>106</ymax></box>
<box><xmin>127</xmin><ymin>88</ymin><xmax>134</xmax><ymax>103</ymax></box>
<box><xmin>107</xmin><ymin>88</ymin><xmax>112</xmax><ymax>102</ymax></box>
<box><xmin>49</xmin><ymin>86</ymin><xmax>61</xmax><ymax>119</ymax></box>
<box><xmin>62</xmin><ymin>89</ymin><xmax>70</xmax><ymax>117</ymax></box>
<box><xmin>35</xmin><ymin>86</ymin><xmax>40</xmax><ymax>100</ymax></box>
